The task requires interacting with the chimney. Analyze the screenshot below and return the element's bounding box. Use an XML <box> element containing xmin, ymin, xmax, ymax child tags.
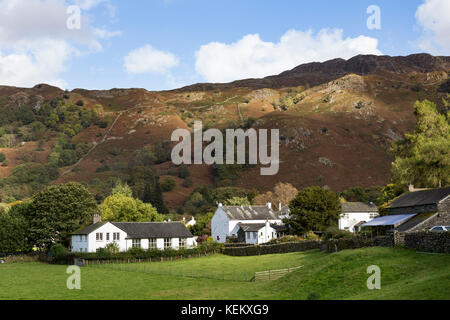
<box><xmin>266</xmin><ymin>202</ymin><xmax>272</xmax><ymax>209</ymax></box>
<box><xmin>408</xmin><ymin>184</ymin><xmax>415</xmax><ymax>192</ymax></box>
<box><xmin>265</xmin><ymin>219</ymin><xmax>270</xmax><ymax>228</ymax></box>
<box><xmin>278</xmin><ymin>201</ymin><xmax>282</xmax><ymax>211</ymax></box>
<box><xmin>93</xmin><ymin>214</ymin><xmax>102</xmax><ymax>224</ymax></box>
<box><xmin>218</xmin><ymin>202</ymin><xmax>223</xmax><ymax>208</ymax></box>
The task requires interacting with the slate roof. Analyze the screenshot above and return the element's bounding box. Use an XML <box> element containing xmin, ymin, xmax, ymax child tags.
<box><xmin>221</xmin><ymin>205</ymin><xmax>282</xmax><ymax>220</ymax></box>
<box><xmin>396</xmin><ymin>212</ymin><xmax>436</xmax><ymax>232</ymax></box>
<box><xmin>73</xmin><ymin>221</ymin><xmax>193</xmax><ymax>238</ymax></box>
<box><xmin>237</xmin><ymin>223</ymin><xmax>287</xmax><ymax>232</ymax></box>
<box><xmin>111</xmin><ymin>222</ymin><xmax>193</xmax><ymax>239</ymax></box>
<box><xmin>73</xmin><ymin>222</ymin><xmax>107</xmax><ymax>235</ymax></box>
<box><xmin>341</xmin><ymin>202</ymin><xmax>378</xmax><ymax>213</ymax></box>
<box><xmin>389</xmin><ymin>187</ymin><xmax>450</xmax><ymax>208</ymax></box>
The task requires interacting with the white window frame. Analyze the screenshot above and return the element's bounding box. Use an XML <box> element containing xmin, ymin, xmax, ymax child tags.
<box><xmin>96</xmin><ymin>233</ymin><xmax>103</xmax><ymax>241</ymax></box>
<box><xmin>132</xmin><ymin>239</ymin><xmax>141</xmax><ymax>248</ymax></box>
<box><xmin>149</xmin><ymin>238</ymin><xmax>157</xmax><ymax>250</ymax></box>
<box><xmin>164</xmin><ymin>238</ymin><xmax>171</xmax><ymax>250</ymax></box>
<box><xmin>179</xmin><ymin>238</ymin><xmax>186</xmax><ymax>249</ymax></box>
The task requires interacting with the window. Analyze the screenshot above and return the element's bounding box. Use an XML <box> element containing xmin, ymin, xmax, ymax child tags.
<box><xmin>106</xmin><ymin>233</ymin><xmax>110</xmax><ymax>241</ymax></box>
<box><xmin>96</xmin><ymin>233</ymin><xmax>103</xmax><ymax>241</ymax></box>
<box><xmin>164</xmin><ymin>238</ymin><xmax>171</xmax><ymax>250</ymax></box>
<box><xmin>84</xmin><ymin>235</ymin><xmax>87</xmax><ymax>242</ymax></box>
<box><xmin>149</xmin><ymin>238</ymin><xmax>157</xmax><ymax>250</ymax></box>
<box><xmin>113</xmin><ymin>233</ymin><xmax>120</xmax><ymax>241</ymax></box>
<box><xmin>253</xmin><ymin>232</ymin><xmax>257</xmax><ymax>239</ymax></box>
<box><xmin>132</xmin><ymin>239</ymin><xmax>141</xmax><ymax>248</ymax></box>
<box><xmin>179</xmin><ymin>238</ymin><xmax>186</xmax><ymax>249</ymax></box>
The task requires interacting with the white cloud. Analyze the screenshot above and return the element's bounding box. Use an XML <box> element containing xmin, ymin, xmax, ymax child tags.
<box><xmin>0</xmin><ymin>0</ymin><xmax>120</xmax><ymax>88</ymax></box>
<box><xmin>415</xmin><ymin>0</ymin><xmax>450</xmax><ymax>54</ymax></box>
<box><xmin>195</xmin><ymin>29</ymin><xmax>382</xmax><ymax>83</ymax></box>
<box><xmin>0</xmin><ymin>39</ymin><xmax>75</xmax><ymax>88</ymax></box>
<box><xmin>124</xmin><ymin>45</ymin><xmax>180</xmax><ymax>74</ymax></box>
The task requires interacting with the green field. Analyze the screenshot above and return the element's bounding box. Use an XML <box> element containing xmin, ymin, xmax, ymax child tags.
<box><xmin>1</xmin><ymin>247</ymin><xmax>449</xmax><ymax>300</ymax></box>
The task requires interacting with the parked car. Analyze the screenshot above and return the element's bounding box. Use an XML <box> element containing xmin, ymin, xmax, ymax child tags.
<box><xmin>429</xmin><ymin>226</ymin><xmax>450</xmax><ymax>232</ymax></box>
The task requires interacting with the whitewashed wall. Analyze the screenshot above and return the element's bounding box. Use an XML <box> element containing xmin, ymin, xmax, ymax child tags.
<box><xmin>71</xmin><ymin>222</ymin><xmax>197</xmax><ymax>252</ymax></box>
<box><xmin>339</xmin><ymin>212</ymin><xmax>378</xmax><ymax>233</ymax></box>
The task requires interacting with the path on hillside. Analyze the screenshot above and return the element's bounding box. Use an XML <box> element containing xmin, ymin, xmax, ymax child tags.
<box><xmin>61</xmin><ymin>104</ymin><xmax>149</xmax><ymax>176</ymax></box>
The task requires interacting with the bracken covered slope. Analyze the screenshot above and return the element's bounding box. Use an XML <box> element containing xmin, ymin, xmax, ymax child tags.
<box><xmin>0</xmin><ymin>53</ymin><xmax>448</xmax><ymax>209</ymax></box>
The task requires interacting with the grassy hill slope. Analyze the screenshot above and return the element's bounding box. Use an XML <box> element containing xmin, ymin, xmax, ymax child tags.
<box><xmin>0</xmin><ymin>247</ymin><xmax>448</xmax><ymax>300</ymax></box>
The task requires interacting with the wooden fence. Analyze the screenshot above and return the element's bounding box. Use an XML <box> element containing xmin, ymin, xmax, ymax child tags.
<box><xmin>253</xmin><ymin>266</ymin><xmax>302</xmax><ymax>282</ymax></box>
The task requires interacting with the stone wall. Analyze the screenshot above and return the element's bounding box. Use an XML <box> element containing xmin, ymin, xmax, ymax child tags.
<box><xmin>223</xmin><ymin>241</ymin><xmax>321</xmax><ymax>256</ymax></box>
<box><xmin>404</xmin><ymin>232</ymin><xmax>450</xmax><ymax>253</ymax></box>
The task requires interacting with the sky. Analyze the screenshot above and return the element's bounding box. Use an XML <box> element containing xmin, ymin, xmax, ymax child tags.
<box><xmin>0</xmin><ymin>0</ymin><xmax>449</xmax><ymax>91</ymax></box>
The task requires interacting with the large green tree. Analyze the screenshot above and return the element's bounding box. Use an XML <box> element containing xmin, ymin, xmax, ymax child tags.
<box><xmin>100</xmin><ymin>193</ymin><xmax>163</xmax><ymax>222</ymax></box>
<box><xmin>29</xmin><ymin>182</ymin><xmax>98</xmax><ymax>249</ymax></box>
<box><xmin>391</xmin><ymin>99</ymin><xmax>450</xmax><ymax>188</ymax></box>
<box><xmin>0</xmin><ymin>202</ymin><xmax>32</xmax><ymax>253</ymax></box>
<box><xmin>285</xmin><ymin>187</ymin><xmax>341</xmax><ymax>235</ymax></box>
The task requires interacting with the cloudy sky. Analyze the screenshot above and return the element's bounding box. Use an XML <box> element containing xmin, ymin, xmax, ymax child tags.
<box><xmin>0</xmin><ymin>0</ymin><xmax>448</xmax><ymax>90</ymax></box>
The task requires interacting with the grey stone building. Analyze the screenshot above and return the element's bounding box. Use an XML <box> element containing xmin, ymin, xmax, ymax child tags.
<box><xmin>362</xmin><ymin>187</ymin><xmax>450</xmax><ymax>233</ymax></box>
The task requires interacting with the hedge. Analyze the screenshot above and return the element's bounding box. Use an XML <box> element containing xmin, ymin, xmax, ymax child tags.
<box><xmin>320</xmin><ymin>235</ymin><xmax>393</xmax><ymax>253</ymax></box>
<box><xmin>222</xmin><ymin>241</ymin><xmax>321</xmax><ymax>256</ymax></box>
<box><xmin>50</xmin><ymin>241</ymin><xmax>224</xmax><ymax>265</ymax></box>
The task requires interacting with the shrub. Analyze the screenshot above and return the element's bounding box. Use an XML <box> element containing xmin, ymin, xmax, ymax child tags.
<box><xmin>49</xmin><ymin>244</ymin><xmax>68</xmax><ymax>261</ymax></box>
<box><xmin>76</xmin><ymin>100</ymin><xmax>84</xmax><ymax>106</ymax></box>
<box><xmin>161</xmin><ymin>177</ymin><xmax>176</xmax><ymax>192</ymax></box>
<box><xmin>322</xmin><ymin>226</ymin><xmax>353</xmax><ymax>240</ymax></box>
<box><xmin>178</xmin><ymin>166</ymin><xmax>190</xmax><ymax>179</ymax></box>
<box><xmin>0</xmin><ymin>152</ymin><xmax>5</xmax><ymax>162</ymax></box>
<box><xmin>305</xmin><ymin>231</ymin><xmax>320</xmax><ymax>241</ymax></box>
<box><xmin>182</xmin><ymin>178</ymin><xmax>193</xmax><ymax>188</ymax></box>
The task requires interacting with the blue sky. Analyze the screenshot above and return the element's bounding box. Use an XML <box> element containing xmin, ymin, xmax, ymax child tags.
<box><xmin>0</xmin><ymin>0</ymin><xmax>448</xmax><ymax>90</ymax></box>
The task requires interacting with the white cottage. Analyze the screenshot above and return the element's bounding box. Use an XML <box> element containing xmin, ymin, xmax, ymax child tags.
<box><xmin>71</xmin><ymin>221</ymin><xmax>196</xmax><ymax>253</ymax></box>
<box><xmin>236</xmin><ymin>221</ymin><xmax>288</xmax><ymax>244</ymax></box>
<box><xmin>339</xmin><ymin>202</ymin><xmax>379</xmax><ymax>233</ymax></box>
<box><xmin>211</xmin><ymin>202</ymin><xmax>288</xmax><ymax>243</ymax></box>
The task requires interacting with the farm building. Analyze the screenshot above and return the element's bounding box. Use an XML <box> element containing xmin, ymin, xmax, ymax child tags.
<box><xmin>339</xmin><ymin>202</ymin><xmax>379</xmax><ymax>233</ymax></box>
<box><xmin>71</xmin><ymin>221</ymin><xmax>196</xmax><ymax>253</ymax></box>
<box><xmin>211</xmin><ymin>202</ymin><xmax>289</xmax><ymax>243</ymax></box>
<box><xmin>362</xmin><ymin>186</ymin><xmax>450</xmax><ymax>233</ymax></box>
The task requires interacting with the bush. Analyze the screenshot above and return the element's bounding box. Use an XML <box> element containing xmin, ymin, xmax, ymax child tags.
<box><xmin>161</xmin><ymin>177</ymin><xmax>176</xmax><ymax>192</ymax></box>
<box><xmin>322</xmin><ymin>226</ymin><xmax>353</xmax><ymax>240</ymax></box>
<box><xmin>182</xmin><ymin>178</ymin><xmax>193</xmax><ymax>188</ymax></box>
<box><xmin>49</xmin><ymin>244</ymin><xmax>68</xmax><ymax>261</ymax></box>
<box><xmin>76</xmin><ymin>100</ymin><xmax>84</xmax><ymax>106</ymax></box>
<box><xmin>178</xmin><ymin>166</ymin><xmax>190</xmax><ymax>179</ymax></box>
<box><xmin>0</xmin><ymin>152</ymin><xmax>5</xmax><ymax>162</ymax></box>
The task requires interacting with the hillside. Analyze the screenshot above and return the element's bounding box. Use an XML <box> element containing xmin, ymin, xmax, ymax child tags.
<box><xmin>0</xmin><ymin>53</ymin><xmax>448</xmax><ymax>210</ymax></box>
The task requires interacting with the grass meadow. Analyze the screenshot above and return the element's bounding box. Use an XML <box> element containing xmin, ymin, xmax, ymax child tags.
<box><xmin>0</xmin><ymin>247</ymin><xmax>449</xmax><ymax>300</ymax></box>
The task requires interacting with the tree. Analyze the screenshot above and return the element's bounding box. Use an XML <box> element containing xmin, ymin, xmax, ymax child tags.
<box><xmin>151</xmin><ymin>178</ymin><xmax>169</xmax><ymax>214</ymax></box>
<box><xmin>29</xmin><ymin>183</ymin><xmax>98</xmax><ymax>249</ymax></box>
<box><xmin>188</xmin><ymin>212</ymin><xmax>214</xmax><ymax>237</ymax></box>
<box><xmin>391</xmin><ymin>99</ymin><xmax>450</xmax><ymax>188</ymax></box>
<box><xmin>100</xmin><ymin>193</ymin><xmax>163</xmax><ymax>222</ymax></box>
<box><xmin>0</xmin><ymin>202</ymin><xmax>32</xmax><ymax>253</ymax></box>
<box><xmin>161</xmin><ymin>177</ymin><xmax>176</xmax><ymax>192</ymax></box>
<box><xmin>285</xmin><ymin>187</ymin><xmax>341</xmax><ymax>235</ymax></box>
<box><xmin>253</xmin><ymin>182</ymin><xmax>298</xmax><ymax>207</ymax></box>
<box><xmin>111</xmin><ymin>180</ymin><xmax>133</xmax><ymax>197</ymax></box>
<box><xmin>223</xmin><ymin>196</ymin><xmax>251</xmax><ymax>206</ymax></box>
